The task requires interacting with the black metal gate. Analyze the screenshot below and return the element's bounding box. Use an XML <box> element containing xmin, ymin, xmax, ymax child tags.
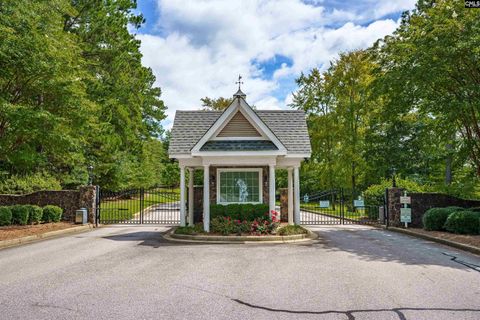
<box><xmin>96</xmin><ymin>186</ymin><xmax>181</xmax><ymax>224</ymax></box>
<box><xmin>300</xmin><ymin>189</ymin><xmax>381</xmax><ymax>225</ymax></box>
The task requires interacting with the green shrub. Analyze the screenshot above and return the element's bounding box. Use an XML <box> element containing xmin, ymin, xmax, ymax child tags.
<box><xmin>26</xmin><ymin>205</ymin><xmax>43</xmax><ymax>224</ymax></box>
<box><xmin>469</xmin><ymin>207</ymin><xmax>480</xmax><ymax>213</ymax></box>
<box><xmin>210</xmin><ymin>203</ymin><xmax>269</xmax><ymax>221</ymax></box>
<box><xmin>0</xmin><ymin>172</ymin><xmax>61</xmax><ymax>195</ymax></box>
<box><xmin>42</xmin><ymin>205</ymin><xmax>63</xmax><ymax>223</ymax></box>
<box><xmin>11</xmin><ymin>205</ymin><xmax>29</xmax><ymax>225</ymax></box>
<box><xmin>444</xmin><ymin>211</ymin><xmax>480</xmax><ymax>235</ymax></box>
<box><xmin>277</xmin><ymin>225</ymin><xmax>308</xmax><ymax>236</ymax></box>
<box><xmin>0</xmin><ymin>207</ymin><xmax>12</xmax><ymax>226</ymax></box>
<box><xmin>210</xmin><ymin>204</ymin><xmax>225</xmax><ymax>219</ymax></box>
<box><xmin>423</xmin><ymin>207</ymin><xmax>462</xmax><ymax>231</ymax></box>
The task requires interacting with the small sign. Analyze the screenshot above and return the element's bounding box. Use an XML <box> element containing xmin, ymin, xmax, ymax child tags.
<box><xmin>400</xmin><ymin>208</ymin><xmax>412</xmax><ymax>223</ymax></box>
<box><xmin>303</xmin><ymin>194</ymin><xmax>309</xmax><ymax>203</ymax></box>
<box><xmin>400</xmin><ymin>196</ymin><xmax>411</xmax><ymax>204</ymax></box>
<box><xmin>354</xmin><ymin>200</ymin><xmax>365</xmax><ymax>207</ymax></box>
<box><xmin>319</xmin><ymin>200</ymin><xmax>330</xmax><ymax>208</ymax></box>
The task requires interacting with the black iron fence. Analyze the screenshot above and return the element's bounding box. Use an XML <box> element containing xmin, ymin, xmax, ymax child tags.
<box><xmin>97</xmin><ymin>186</ymin><xmax>180</xmax><ymax>224</ymax></box>
<box><xmin>300</xmin><ymin>189</ymin><xmax>382</xmax><ymax>225</ymax></box>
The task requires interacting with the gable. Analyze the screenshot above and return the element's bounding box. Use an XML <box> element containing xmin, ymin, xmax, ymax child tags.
<box><xmin>216</xmin><ymin>111</ymin><xmax>262</xmax><ymax>138</ymax></box>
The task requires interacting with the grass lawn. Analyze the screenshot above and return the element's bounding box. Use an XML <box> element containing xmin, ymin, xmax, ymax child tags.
<box><xmin>99</xmin><ymin>189</ymin><xmax>179</xmax><ymax>222</ymax></box>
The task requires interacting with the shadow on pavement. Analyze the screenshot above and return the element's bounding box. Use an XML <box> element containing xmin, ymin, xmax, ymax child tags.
<box><xmin>307</xmin><ymin>226</ymin><xmax>480</xmax><ymax>271</ymax></box>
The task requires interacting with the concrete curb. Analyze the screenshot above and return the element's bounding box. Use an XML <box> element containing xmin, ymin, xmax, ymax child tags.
<box><xmin>0</xmin><ymin>224</ymin><xmax>94</xmax><ymax>250</ymax></box>
<box><xmin>164</xmin><ymin>227</ymin><xmax>318</xmax><ymax>244</ymax></box>
<box><xmin>387</xmin><ymin>227</ymin><xmax>480</xmax><ymax>256</ymax></box>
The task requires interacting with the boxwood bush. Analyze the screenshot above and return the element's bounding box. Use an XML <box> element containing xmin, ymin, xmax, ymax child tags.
<box><xmin>210</xmin><ymin>203</ymin><xmax>269</xmax><ymax>221</ymax></box>
<box><xmin>422</xmin><ymin>207</ymin><xmax>463</xmax><ymax>231</ymax></box>
<box><xmin>42</xmin><ymin>205</ymin><xmax>63</xmax><ymax>223</ymax></box>
<box><xmin>26</xmin><ymin>205</ymin><xmax>43</xmax><ymax>224</ymax></box>
<box><xmin>444</xmin><ymin>211</ymin><xmax>480</xmax><ymax>235</ymax></box>
<box><xmin>0</xmin><ymin>207</ymin><xmax>12</xmax><ymax>226</ymax></box>
<box><xmin>11</xmin><ymin>205</ymin><xmax>30</xmax><ymax>225</ymax></box>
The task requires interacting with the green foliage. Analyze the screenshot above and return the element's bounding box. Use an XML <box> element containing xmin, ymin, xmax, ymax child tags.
<box><xmin>210</xmin><ymin>217</ymin><xmax>236</xmax><ymax>235</ymax></box>
<box><xmin>42</xmin><ymin>205</ymin><xmax>63</xmax><ymax>223</ymax></box>
<box><xmin>363</xmin><ymin>177</ymin><xmax>433</xmax><ymax>205</ymax></box>
<box><xmin>175</xmin><ymin>223</ymin><xmax>205</xmax><ymax>235</ymax></box>
<box><xmin>422</xmin><ymin>207</ymin><xmax>462</xmax><ymax>231</ymax></box>
<box><xmin>0</xmin><ymin>172</ymin><xmax>61</xmax><ymax>195</ymax></box>
<box><xmin>210</xmin><ymin>204</ymin><xmax>269</xmax><ymax>221</ymax></box>
<box><xmin>201</xmin><ymin>97</ymin><xmax>233</xmax><ymax>111</ymax></box>
<box><xmin>444</xmin><ymin>211</ymin><xmax>480</xmax><ymax>235</ymax></box>
<box><xmin>10</xmin><ymin>205</ymin><xmax>29</xmax><ymax>225</ymax></box>
<box><xmin>291</xmin><ymin>1</ymin><xmax>480</xmax><ymax>198</ymax></box>
<box><xmin>0</xmin><ymin>0</ymin><xmax>168</xmax><ymax>192</ymax></box>
<box><xmin>277</xmin><ymin>225</ymin><xmax>308</xmax><ymax>236</ymax></box>
<box><xmin>26</xmin><ymin>205</ymin><xmax>43</xmax><ymax>224</ymax></box>
<box><xmin>0</xmin><ymin>207</ymin><xmax>12</xmax><ymax>226</ymax></box>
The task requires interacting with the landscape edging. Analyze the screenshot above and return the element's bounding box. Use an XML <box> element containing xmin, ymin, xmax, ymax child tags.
<box><xmin>387</xmin><ymin>227</ymin><xmax>480</xmax><ymax>256</ymax></box>
<box><xmin>166</xmin><ymin>227</ymin><xmax>318</xmax><ymax>244</ymax></box>
<box><xmin>0</xmin><ymin>224</ymin><xmax>94</xmax><ymax>250</ymax></box>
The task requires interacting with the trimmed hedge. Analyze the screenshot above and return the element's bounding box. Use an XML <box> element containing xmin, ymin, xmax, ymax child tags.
<box><xmin>444</xmin><ymin>211</ymin><xmax>480</xmax><ymax>235</ymax></box>
<box><xmin>11</xmin><ymin>205</ymin><xmax>30</xmax><ymax>225</ymax></box>
<box><xmin>422</xmin><ymin>207</ymin><xmax>463</xmax><ymax>231</ymax></box>
<box><xmin>42</xmin><ymin>205</ymin><xmax>63</xmax><ymax>223</ymax></box>
<box><xmin>26</xmin><ymin>205</ymin><xmax>43</xmax><ymax>224</ymax></box>
<box><xmin>0</xmin><ymin>207</ymin><xmax>12</xmax><ymax>226</ymax></box>
<box><xmin>210</xmin><ymin>203</ymin><xmax>269</xmax><ymax>221</ymax></box>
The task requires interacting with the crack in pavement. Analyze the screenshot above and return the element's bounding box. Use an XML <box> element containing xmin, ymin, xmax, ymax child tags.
<box><xmin>443</xmin><ymin>252</ymin><xmax>480</xmax><ymax>272</ymax></box>
<box><xmin>232</xmin><ymin>299</ymin><xmax>480</xmax><ymax>320</ymax></box>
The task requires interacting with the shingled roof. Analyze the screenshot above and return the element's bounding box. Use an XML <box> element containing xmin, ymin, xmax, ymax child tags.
<box><xmin>169</xmin><ymin>110</ymin><xmax>311</xmax><ymax>155</ymax></box>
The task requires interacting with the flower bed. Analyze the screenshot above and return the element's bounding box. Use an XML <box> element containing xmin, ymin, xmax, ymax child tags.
<box><xmin>173</xmin><ymin>210</ymin><xmax>311</xmax><ymax>242</ymax></box>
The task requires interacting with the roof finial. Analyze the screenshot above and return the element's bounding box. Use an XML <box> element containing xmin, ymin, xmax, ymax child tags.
<box><xmin>235</xmin><ymin>74</ymin><xmax>243</xmax><ymax>90</ymax></box>
<box><xmin>233</xmin><ymin>74</ymin><xmax>247</xmax><ymax>99</ymax></box>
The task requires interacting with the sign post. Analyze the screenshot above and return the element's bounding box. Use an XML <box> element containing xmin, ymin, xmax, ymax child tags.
<box><xmin>400</xmin><ymin>191</ymin><xmax>411</xmax><ymax>228</ymax></box>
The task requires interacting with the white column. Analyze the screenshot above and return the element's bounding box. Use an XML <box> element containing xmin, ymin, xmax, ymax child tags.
<box><xmin>180</xmin><ymin>166</ymin><xmax>186</xmax><ymax>227</ymax></box>
<box><xmin>203</xmin><ymin>165</ymin><xmax>210</xmax><ymax>232</ymax></box>
<box><xmin>269</xmin><ymin>164</ymin><xmax>276</xmax><ymax>217</ymax></box>
<box><xmin>294</xmin><ymin>166</ymin><xmax>300</xmax><ymax>225</ymax></box>
<box><xmin>287</xmin><ymin>167</ymin><xmax>294</xmax><ymax>225</ymax></box>
<box><xmin>188</xmin><ymin>168</ymin><xmax>194</xmax><ymax>226</ymax></box>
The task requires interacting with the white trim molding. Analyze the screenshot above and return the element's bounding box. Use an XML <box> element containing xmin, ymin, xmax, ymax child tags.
<box><xmin>191</xmin><ymin>97</ymin><xmax>287</xmax><ymax>153</ymax></box>
<box><xmin>216</xmin><ymin>168</ymin><xmax>263</xmax><ymax>205</ymax></box>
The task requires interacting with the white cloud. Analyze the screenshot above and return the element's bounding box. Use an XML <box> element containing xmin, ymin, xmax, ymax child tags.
<box><xmin>136</xmin><ymin>0</ymin><xmax>416</xmax><ymax>129</ymax></box>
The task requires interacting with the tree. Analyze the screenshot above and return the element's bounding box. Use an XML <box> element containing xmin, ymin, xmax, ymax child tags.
<box><xmin>371</xmin><ymin>0</ymin><xmax>480</xmax><ymax>178</ymax></box>
<box><xmin>201</xmin><ymin>97</ymin><xmax>233</xmax><ymax>111</ymax></box>
<box><xmin>0</xmin><ymin>0</ymin><xmax>168</xmax><ymax>192</ymax></box>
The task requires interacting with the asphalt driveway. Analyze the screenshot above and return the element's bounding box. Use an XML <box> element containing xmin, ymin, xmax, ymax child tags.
<box><xmin>0</xmin><ymin>224</ymin><xmax>479</xmax><ymax>320</ymax></box>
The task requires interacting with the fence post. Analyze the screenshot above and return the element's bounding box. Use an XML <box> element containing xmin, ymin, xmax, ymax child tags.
<box><xmin>341</xmin><ymin>188</ymin><xmax>345</xmax><ymax>225</ymax></box>
<box><xmin>385</xmin><ymin>188</ymin><xmax>389</xmax><ymax>229</ymax></box>
<box><xmin>95</xmin><ymin>185</ymin><xmax>100</xmax><ymax>227</ymax></box>
<box><xmin>140</xmin><ymin>188</ymin><xmax>144</xmax><ymax>224</ymax></box>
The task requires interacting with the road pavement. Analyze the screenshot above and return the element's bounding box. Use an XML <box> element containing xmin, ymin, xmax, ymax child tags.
<box><xmin>0</xmin><ymin>224</ymin><xmax>479</xmax><ymax>320</ymax></box>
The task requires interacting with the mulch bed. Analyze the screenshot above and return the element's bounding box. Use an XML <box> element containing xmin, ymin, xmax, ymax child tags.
<box><xmin>0</xmin><ymin>222</ymin><xmax>76</xmax><ymax>241</ymax></box>
<box><xmin>409</xmin><ymin>228</ymin><xmax>480</xmax><ymax>248</ymax></box>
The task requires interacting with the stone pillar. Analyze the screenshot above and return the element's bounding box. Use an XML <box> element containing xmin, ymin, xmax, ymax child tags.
<box><xmin>79</xmin><ymin>185</ymin><xmax>97</xmax><ymax>224</ymax></box>
<box><xmin>203</xmin><ymin>165</ymin><xmax>210</xmax><ymax>232</ymax></box>
<box><xmin>287</xmin><ymin>167</ymin><xmax>294</xmax><ymax>225</ymax></box>
<box><xmin>294</xmin><ymin>166</ymin><xmax>300</xmax><ymax>225</ymax></box>
<box><xmin>387</xmin><ymin>187</ymin><xmax>405</xmax><ymax>227</ymax></box>
<box><xmin>279</xmin><ymin>188</ymin><xmax>288</xmax><ymax>222</ymax></box>
<box><xmin>188</xmin><ymin>168</ymin><xmax>194</xmax><ymax>226</ymax></box>
<box><xmin>180</xmin><ymin>166</ymin><xmax>186</xmax><ymax>227</ymax></box>
<box><xmin>269</xmin><ymin>164</ymin><xmax>276</xmax><ymax>217</ymax></box>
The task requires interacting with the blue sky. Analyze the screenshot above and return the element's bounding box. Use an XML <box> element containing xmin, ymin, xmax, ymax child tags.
<box><xmin>132</xmin><ymin>0</ymin><xmax>417</xmax><ymax>129</ymax></box>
